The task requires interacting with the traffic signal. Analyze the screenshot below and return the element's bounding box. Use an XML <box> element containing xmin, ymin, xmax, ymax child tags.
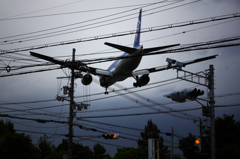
<box><xmin>182</xmin><ymin>88</ymin><xmax>204</xmax><ymax>100</ymax></box>
<box><xmin>163</xmin><ymin>88</ymin><xmax>204</xmax><ymax>103</ymax></box>
<box><xmin>194</xmin><ymin>138</ymin><xmax>201</xmax><ymax>153</ymax></box>
<box><xmin>102</xmin><ymin>133</ymin><xmax>119</xmax><ymax>139</ymax></box>
<box><xmin>163</xmin><ymin>91</ymin><xmax>186</xmax><ymax>103</ymax></box>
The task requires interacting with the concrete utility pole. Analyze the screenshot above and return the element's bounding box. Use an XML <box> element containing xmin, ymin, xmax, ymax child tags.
<box><xmin>209</xmin><ymin>65</ymin><xmax>215</xmax><ymax>159</ymax></box>
<box><xmin>68</xmin><ymin>48</ymin><xmax>75</xmax><ymax>159</ymax></box>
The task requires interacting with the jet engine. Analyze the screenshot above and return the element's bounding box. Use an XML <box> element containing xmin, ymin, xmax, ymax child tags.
<box><xmin>81</xmin><ymin>74</ymin><xmax>92</xmax><ymax>85</ymax></box>
<box><xmin>133</xmin><ymin>74</ymin><xmax>150</xmax><ymax>87</ymax></box>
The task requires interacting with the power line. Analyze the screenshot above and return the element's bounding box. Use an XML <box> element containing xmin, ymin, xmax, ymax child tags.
<box><xmin>215</xmin><ymin>103</ymin><xmax>240</xmax><ymax>108</ymax></box>
<box><xmin>0</xmin><ymin>0</ymin><xmax>85</xmax><ymax>19</ymax></box>
<box><xmin>1</xmin><ymin>15</ymin><xmax>239</xmax><ymax>68</ymax></box>
<box><xmin>1</xmin><ymin>12</ymin><xmax>239</xmax><ymax>55</ymax></box>
<box><xmin>112</xmin><ymin>81</ymin><xmax>199</xmax><ymax>120</ymax></box>
<box><xmin>9</xmin><ymin>118</ymin><xmax>66</xmax><ymax>129</ymax></box>
<box><xmin>0</xmin><ymin>2</ymin><xmax>171</xmax><ymax>21</ymax></box>
<box><xmin>77</xmin><ymin>121</ymin><xmax>140</xmax><ymax>138</ymax></box>
<box><xmin>0</xmin><ymin>0</ymin><xmax>173</xmax><ymax>43</ymax></box>
<box><xmin>0</xmin><ymin>40</ymin><xmax>239</xmax><ymax>77</ymax></box>
<box><xmin>77</xmin><ymin>103</ymin><xmax>240</xmax><ymax>119</ymax></box>
<box><xmin>76</xmin><ymin>103</ymin><xmax>240</xmax><ymax>119</ymax></box>
<box><xmin>77</xmin><ymin>107</ymin><xmax>202</xmax><ymax>119</ymax></box>
<box><xmin>15</xmin><ymin>129</ymin><xmax>66</xmax><ymax>137</ymax></box>
<box><xmin>81</xmin><ymin>119</ymin><xmax>144</xmax><ymax>132</ymax></box>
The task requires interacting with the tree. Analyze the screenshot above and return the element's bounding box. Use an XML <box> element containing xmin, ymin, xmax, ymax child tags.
<box><xmin>93</xmin><ymin>143</ymin><xmax>108</xmax><ymax>159</ymax></box>
<box><xmin>113</xmin><ymin>147</ymin><xmax>147</xmax><ymax>159</ymax></box>
<box><xmin>138</xmin><ymin>119</ymin><xmax>171</xmax><ymax>159</ymax></box>
<box><xmin>73</xmin><ymin>142</ymin><xmax>93</xmax><ymax>159</ymax></box>
<box><xmin>213</xmin><ymin>114</ymin><xmax>240</xmax><ymax>159</ymax></box>
<box><xmin>179</xmin><ymin>115</ymin><xmax>240</xmax><ymax>159</ymax></box>
<box><xmin>55</xmin><ymin>139</ymin><xmax>94</xmax><ymax>159</ymax></box>
<box><xmin>0</xmin><ymin>119</ymin><xmax>40</xmax><ymax>159</ymax></box>
<box><xmin>178</xmin><ymin>133</ymin><xmax>199</xmax><ymax>159</ymax></box>
<box><xmin>0</xmin><ymin>120</ymin><xmax>15</xmax><ymax>136</ymax></box>
<box><xmin>37</xmin><ymin>135</ymin><xmax>56</xmax><ymax>159</ymax></box>
<box><xmin>138</xmin><ymin>119</ymin><xmax>160</xmax><ymax>148</ymax></box>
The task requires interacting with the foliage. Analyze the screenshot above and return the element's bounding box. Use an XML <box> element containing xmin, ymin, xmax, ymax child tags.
<box><xmin>113</xmin><ymin>147</ymin><xmax>147</xmax><ymax>159</ymax></box>
<box><xmin>179</xmin><ymin>115</ymin><xmax>240</xmax><ymax>159</ymax></box>
<box><xmin>138</xmin><ymin>119</ymin><xmax>171</xmax><ymax>159</ymax></box>
<box><xmin>73</xmin><ymin>142</ymin><xmax>93</xmax><ymax>159</ymax></box>
<box><xmin>37</xmin><ymin>135</ymin><xmax>56</xmax><ymax>159</ymax></box>
<box><xmin>173</xmin><ymin>154</ymin><xmax>184</xmax><ymax>159</ymax></box>
<box><xmin>178</xmin><ymin>133</ymin><xmax>198</xmax><ymax>159</ymax></box>
<box><xmin>138</xmin><ymin>119</ymin><xmax>160</xmax><ymax>148</ymax></box>
<box><xmin>93</xmin><ymin>143</ymin><xmax>107</xmax><ymax>159</ymax></box>
<box><xmin>55</xmin><ymin>139</ymin><xmax>94</xmax><ymax>159</ymax></box>
<box><xmin>214</xmin><ymin>114</ymin><xmax>240</xmax><ymax>159</ymax></box>
<box><xmin>0</xmin><ymin>120</ymin><xmax>15</xmax><ymax>136</ymax></box>
<box><xmin>0</xmin><ymin>119</ymin><xmax>41</xmax><ymax>159</ymax></box>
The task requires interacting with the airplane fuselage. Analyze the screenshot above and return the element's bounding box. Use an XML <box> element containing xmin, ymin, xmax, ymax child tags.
<box><xmin>100</xmin><ymin>45</ymin><xmax>143</xmax><ymax>87</ymax></box>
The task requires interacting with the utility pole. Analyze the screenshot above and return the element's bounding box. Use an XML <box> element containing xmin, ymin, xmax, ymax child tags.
<box><xmin>68</xmin><ymin>48</ymin><xmax>75</xmax><ymax>159</ymax></box>
<box><xmin>171</xmin><ymin>127</ymin><xmax>174</xmax><ymax>159</ymax></box>
<box><xmin>199</xmin><ymin>119</ymin><xmax>203</xmax><ymax>137</ymax></box>
<box><xmin>209</xmin><ymin>65</ymin><xmax>215</xmax><ymax>159</ymax></box>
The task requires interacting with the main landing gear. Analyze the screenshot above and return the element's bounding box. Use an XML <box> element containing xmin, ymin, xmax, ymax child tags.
<box><xmin>104</xmin><ymin>87</ymin><xmax>109</xmax><ymax>95</ymax></box>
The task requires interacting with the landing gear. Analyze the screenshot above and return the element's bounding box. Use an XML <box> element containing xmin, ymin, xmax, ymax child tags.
<box><xmin>104</xmin><ymin>87</ymin><xmax>108</xmax><ymax>95</ymax></box>
<box><xmin>133</xmin><ymin>82</ymin><xmax>140</xmax><ymax>87</ymax></box>
<box><xmin>133</xmin><ymin>76</ymin><xmax>140</xmax><ymax>87</ymax></box>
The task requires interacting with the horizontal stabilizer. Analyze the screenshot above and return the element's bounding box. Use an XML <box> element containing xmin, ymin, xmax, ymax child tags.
<box><xmin>144</xmin><ymin>44</ymin><xmax>180</xmax><ymax>54</ymax></box>
<box><xmin>30</xmin><ymin>51</ymin><xmax>64</xmax><ymax>65</ymax></box>
<box><xmin>105</xmin><ymin>42</ymin><xmax>137</xmax><ymax>54</ymax></box>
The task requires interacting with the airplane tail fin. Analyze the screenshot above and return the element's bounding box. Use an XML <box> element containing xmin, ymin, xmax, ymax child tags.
<box><xmin>133</xmin><ymin>9</ymin><xmax>142</xmax><ymax>48</ymax></box>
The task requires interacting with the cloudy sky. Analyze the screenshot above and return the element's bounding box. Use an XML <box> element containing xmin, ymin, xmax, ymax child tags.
<box><xmin>0</xmin><ymin>0</ymin><xmax>240</xmax><ymax>157</ymax></box>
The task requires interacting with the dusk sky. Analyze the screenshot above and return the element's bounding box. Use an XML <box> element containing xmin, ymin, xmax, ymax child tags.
<box><xmin>0</xmin><ymin>0</ymin><xmax>240</xmax><ymax>157</ymax></box>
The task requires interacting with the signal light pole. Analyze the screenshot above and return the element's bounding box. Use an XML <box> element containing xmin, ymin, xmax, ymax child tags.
<box><xmin>209</xmin><ymin>65</ymin><xmax>215</xmax><ymax>159</ymax></box>
<box><xmin>163</xmin><ymin>64</ymin><xmax>215</xmax><ymax>159</ymax></box>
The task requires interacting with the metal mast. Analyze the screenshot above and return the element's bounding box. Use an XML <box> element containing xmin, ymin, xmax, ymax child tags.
<box><xmin>209</xmin><ymin>65</ymin><xmax>215</xmax><ymax>159</ymax></box>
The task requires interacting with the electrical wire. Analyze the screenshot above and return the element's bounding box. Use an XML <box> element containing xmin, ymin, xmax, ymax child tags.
<box><xmin>0</xmin><ymin>0</ymin><xmax>175</xmax><ymax>43</ymax></box>
<box><xmin>77</xmin><ymin>107</ymin><xmax>202</xmax><ymax>119</ymax></box>
<box><xmin>1</xmin><ymin>41</ymin><xmax>239</xmax><ymax>77</ymax></box>
<box><xmin>76</xmin><ymin>103</ymin><xmax>240</xmax><ymax>119</ymax></box>
<box><xmin>0</xmin><ymin>0</ymin><xmax>85</xmax><ymax>19</ymax></box>
<box><xmin>0</xmin><ymin>1</ymin><xmax>173</xmax><ymax>21</ymax></box>
<box><xmin>2</xmin><ymin>7</ymin><xmax>238</xmax><ymax>54</ymax></box>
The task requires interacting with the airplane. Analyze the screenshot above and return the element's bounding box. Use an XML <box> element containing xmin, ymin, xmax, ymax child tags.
<box><xmin>30</xmin><ymin>9</ymin><xmax>219</xmax><ymax>94</ymax></box>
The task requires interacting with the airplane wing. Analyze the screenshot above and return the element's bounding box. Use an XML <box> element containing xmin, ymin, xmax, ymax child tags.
<box><xmin>30</xmin><ymin>51</ymin><xmax>113</xmax><ymax>77</ymax></box>
<box><xmin>132</xmin><ymin>54</ymin><xmax>219</xmax><ymax>76</ymax></box>
<box><xmin>30</xmin><ymin>51</ymin><xmax>64</xmax><ymax>65</ymax></box>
